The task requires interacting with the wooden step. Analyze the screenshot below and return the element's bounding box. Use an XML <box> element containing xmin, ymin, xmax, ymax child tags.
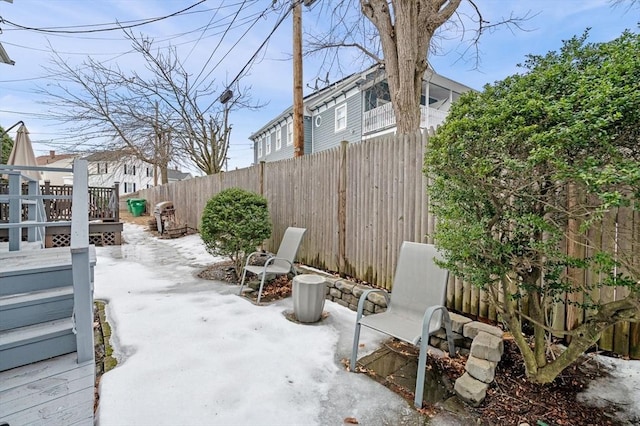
<box><xmin>0</xmin><ymin>318</ymin><xmax>76</xmax><ymax>372</ymax></box>
<box><xmin>0</xmin><ymin>246</ymin><xmax>96</xmax><ymax>295</ymax></box>
<box><xmin>0</xmin><ymin>286</ymin><xmax>74</xmax><ymax>331</ymax></box>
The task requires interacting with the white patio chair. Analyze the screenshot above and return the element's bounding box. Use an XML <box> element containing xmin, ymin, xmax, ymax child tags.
<box><xmin>350</xmin><ymin>241</ymin><xmax>456</xmax><ymax>408</ymax></box>
<box><xmin>238</xmin><ymin>227</ymin><xmax>306</xmax><ymax>304</ymax></box>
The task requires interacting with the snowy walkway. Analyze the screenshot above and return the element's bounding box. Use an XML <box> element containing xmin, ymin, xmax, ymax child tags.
<box><xmin>94</xmin><ymin>225</ymin><xmax>429</xmax><ymax>426</ymax></box>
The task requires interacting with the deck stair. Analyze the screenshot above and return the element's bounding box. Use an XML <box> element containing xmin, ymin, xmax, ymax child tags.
<box><xmin>0</xmin><ymin>160</ymin><xmax>96</xmax><ymax>425</ymax></box>
<box><xmin>0</xmin><ymin>247</ymin><xmax>96</xmax><ymax>371</ymax></box>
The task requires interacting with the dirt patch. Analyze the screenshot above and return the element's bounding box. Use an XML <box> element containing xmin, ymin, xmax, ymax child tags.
<box><xmin>473</xmin><ymin>340</ymin><xmax>621</xmax><ymax>425</ymax></box>
<box><xmin>198</xmin><ymin>259</ymin><xmax>293</xmax><ymax>303</ymax></box>
<box><xmin>119</xmin><ymin>209</ymin><xmax>154</xmax><ymax>227</ymax></box>
<box><xmin>359</xmin><ymin>339</ymin><xmax>621</xmax><ymax>425</ymax></box>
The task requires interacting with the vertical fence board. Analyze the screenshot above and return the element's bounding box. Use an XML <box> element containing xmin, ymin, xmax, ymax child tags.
<box><xmin>598</xmin><ymin>209</ymin><xmax>617</xmax><ymax>351</ymax></box>
<box><xmin>613</xmin><ymin>206</ymin><xmax>633</xmax><ymax>356</ymax></box>
<box><xmin>630</xmin><ymin>205</ymin><xmax>640</xmax><ymax>359</ymax></box>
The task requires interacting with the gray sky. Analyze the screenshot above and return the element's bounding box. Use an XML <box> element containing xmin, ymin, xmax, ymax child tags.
<box><xmin>0</xmin><ymin>0</ymin><xmax>638</xmax><ymax>171</ymax></box>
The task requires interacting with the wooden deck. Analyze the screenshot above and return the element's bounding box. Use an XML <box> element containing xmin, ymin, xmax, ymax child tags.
<box><xmin>0</xmin><ymin>352</ymin><xmax>94</xmax><ymax>425</ymax></box>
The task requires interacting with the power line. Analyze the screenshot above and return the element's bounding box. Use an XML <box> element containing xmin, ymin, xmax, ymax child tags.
<box><xmin>205</xmin><ymin>1</ymin><xmax>298</xmax><ymax>112</ymax></box>
<box><xmin>193</xmin><ymin>0</ymin><xmax>273</xmax><ymax>92</ymax></box>
<box><xmin>192</xmin><ymin>0</ymin><xmax>250</xmax><ymax>89</ymax></box>
<box><xmin>1</xmin><ymin>0</ymin><xmax>208</xmax><ymax>34</ymax></box>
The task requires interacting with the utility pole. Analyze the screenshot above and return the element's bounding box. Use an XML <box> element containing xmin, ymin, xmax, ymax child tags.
<box><xmin>292</xmin><ymin>0</ymin><xmax>304</xmax><ymax>157</ymax></box>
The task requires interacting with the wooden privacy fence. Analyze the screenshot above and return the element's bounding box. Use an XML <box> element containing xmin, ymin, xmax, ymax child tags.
<box><xmin>134</xmin><ymin>131</ymin><xmax>638</xmax><ymax>359</ymax></box>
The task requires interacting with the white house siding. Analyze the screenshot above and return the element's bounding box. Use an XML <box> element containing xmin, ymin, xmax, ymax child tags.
<box><xmin>87</xmin><ymin>157</ymin><xmax>154</xmax><ymax>193</ymax></box>
<box><xmin>39</xmin><ymin>157</ymin><xmax>75</xmax><ymax>185</ymax></box>
<box><xmin>311</xmin><ymin>91</ymin><xmax>362</xmax><ymax>153</ymax></box>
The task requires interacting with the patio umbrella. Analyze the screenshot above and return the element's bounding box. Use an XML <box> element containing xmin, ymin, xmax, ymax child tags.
<box><xmin>7</xmin><ymin>124</ymin><xmax>41</xmax><ymax>181</ymax></box>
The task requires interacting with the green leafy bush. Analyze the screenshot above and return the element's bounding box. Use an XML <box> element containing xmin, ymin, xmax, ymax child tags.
<box><xmin>424</xmin><ymin>30</ymin><xmax>640</xmax><ymax>383</ymax></box>
<box><xmin>200</xmin><ymin>188</ymin><xmax>272</xmax><ymax>277</ymax></box>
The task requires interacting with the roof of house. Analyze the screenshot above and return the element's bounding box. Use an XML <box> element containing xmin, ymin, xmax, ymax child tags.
<box><xmin>83</xmin><ymin>148</ymin><xmax>137</xmax><ymax>162</ymax></box>
<box><xmin>167</xmin><ymin>169</ymin><xmax>192</xmax><ymax>181</ymax></box>
<box><xmin>36</xmin><ymin>152</ymin><xmax>77</xmax><ymax>165</ymax></box>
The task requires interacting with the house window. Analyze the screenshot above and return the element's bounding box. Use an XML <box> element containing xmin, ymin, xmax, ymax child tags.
<box><xmin>257</xmin><ymin>139</ymin><xmax>263</xmax><ymax>158</ymax></box>
<box><xmin>124</xmin><ymin>182</ymin><xmax>137</xmax><ymax>193</ymax></box>
<box><xmin>335</xmin><ymin>103</ymin><xmax>347</xmax><ymax>131</ymax></box>
<box><xmin>287</xmin><ymin>121</ymin><xmax>293</xmax><ymax>146</ymax></box>
<box><xmin>124</xmin><ymin>164</ymin><xmax>136</xmax><ymax>175</ymax></box>
<box><xmin>265</xmin><ymin>135</ymin><xmax>271</xmax><ymax>155</ymax></box>
<box><xmin>146</xmin><ymin>167</ymin><xmax>153</xmax><ymax>177</ymax></box>
<box><xmin>97</xmin><ymin>163</ymin><xmax>108</xmax><ymax>174</ymax></box>
<box><xmin>275</xmin><ymin>127</ymin><xmax>282</xmax><ymax>151</ymax></box>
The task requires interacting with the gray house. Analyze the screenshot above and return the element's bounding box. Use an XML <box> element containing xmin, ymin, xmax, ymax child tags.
<box><xmin>250</xmin><ymin>65</ymin><xmax>472</xmax><ymax>163</ymax></box>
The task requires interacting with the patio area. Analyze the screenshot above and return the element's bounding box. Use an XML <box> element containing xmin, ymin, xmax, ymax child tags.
<box><xmin>94</xmin><ymin>224</ymin><xmax>446</xmax><ymax>425</ymax></box>
<box><xmin>93</xmin><ymin>223</ymin><xmax>640</xmax><ymax>426</ymax></box>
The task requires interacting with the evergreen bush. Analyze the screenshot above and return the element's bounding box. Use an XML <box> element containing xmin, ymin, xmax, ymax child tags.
<box><xmin>200</xmin><ymin>187</ymin><xmax>272</xmax><ymax>277</ymax></box>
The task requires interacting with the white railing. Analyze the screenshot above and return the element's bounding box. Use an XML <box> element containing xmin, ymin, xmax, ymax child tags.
<box><xmin>420</xmin><ymin>106</ymin><xmax>448</xmax><ymax>130</ymax></box>
<box><xmin>363</xmin><ymin>102</ymin><xmax>395</xmax><ymax>134</ymax></box>
<box><xmin>362</xmin><ymin>103</ymin><xmax>449</xmax><ymax>134</ymax></box>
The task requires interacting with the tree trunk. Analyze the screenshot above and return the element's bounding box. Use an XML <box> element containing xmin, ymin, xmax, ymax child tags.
<box><xmin>361</xmin><ymin>0</ymin><xmax>460</xmax><ymax>134</ymax></box>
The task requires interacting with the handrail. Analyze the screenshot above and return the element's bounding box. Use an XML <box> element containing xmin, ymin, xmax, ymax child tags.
<box><xmin>0</xmin><ymin>164</ymin><xmax>73</xmax><ymax>174</ymax></box>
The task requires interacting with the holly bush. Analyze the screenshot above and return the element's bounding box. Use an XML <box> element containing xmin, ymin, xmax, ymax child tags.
<box><xmin>200</xmin><ymin>187</ymin><xmax>272</xmax><ymax>277</ymax></box>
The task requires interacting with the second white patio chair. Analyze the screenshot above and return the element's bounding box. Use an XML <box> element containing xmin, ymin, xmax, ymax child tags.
<box><xmin>238</xmin><ymin>227</ymin><xmax>306</xmax><ymax>304</ymax></box>
<box><xmin>350</xmin><ymin>241</ymin><xmax>456</xmax><ymax>408</ymax></box>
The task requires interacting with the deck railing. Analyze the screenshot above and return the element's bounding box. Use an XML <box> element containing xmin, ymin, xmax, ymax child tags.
<box><xmin>0</xmin><ymin>165</ymin><xmax>72</xmax><ymax>250</ymax></box>
<box><xmin>0</xmin><ymin>180</ymin><xmax>119</xmax><ymax>223</ymax></box>
<box><xmin>362</xmin><ymin>103</ymin><xmax>449</xmax><ymax>134</ymax></box>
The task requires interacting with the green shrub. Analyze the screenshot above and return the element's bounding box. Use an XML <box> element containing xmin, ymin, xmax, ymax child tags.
<box><xmin>200</xmin><ymin>187</ymin><xmax>272</xmax><ymax>277</ymax></box>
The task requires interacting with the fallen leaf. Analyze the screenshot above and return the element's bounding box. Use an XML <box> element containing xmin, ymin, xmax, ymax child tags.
<box><xmin>344</xmin><ymin>417</ymin><xmax>359</xmax><ymax>424</ymax></box>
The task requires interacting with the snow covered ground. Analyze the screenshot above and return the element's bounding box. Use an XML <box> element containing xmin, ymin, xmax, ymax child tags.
<box><xmin>94</xmin><ymin>224</ymin><xmax>640</xmax><ymax>426</ymax></box>
<box><xmin>94</xmin><ymin>224</ymin><xmax>426</xmax><ymax>426</ymax></box>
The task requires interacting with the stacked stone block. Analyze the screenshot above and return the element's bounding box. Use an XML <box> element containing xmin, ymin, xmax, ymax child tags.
<box><xmin>454</xmin><ymin>322</ymin><xmax>504</xmax><ymax>406</ymax></box>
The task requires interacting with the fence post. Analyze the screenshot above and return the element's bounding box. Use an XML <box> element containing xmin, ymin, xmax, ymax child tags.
<box><xmin>43</xmin><ymin>180</ymin><xmax>51</xmax><ymax>220</ymax></box>
<box><xmin>8</xmin><ymin>171</ymin><xmax>21</xmax><ymax>251</ymax></box>
<box><xmin>338</xmin><ymin>141</ymin><xmax>348</xmax><ymax>275</ymax></box>
<box><xmin>113</xmin><ymin>181</ymin><xmax>120</xmax><ymax>222</ymax></box>
<box><xmin>259</xmin><ymin>161</ymin><xmax>265</xmax><ymax>196</ymax></box>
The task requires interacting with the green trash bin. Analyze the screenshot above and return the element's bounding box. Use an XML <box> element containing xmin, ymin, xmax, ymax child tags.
<box><xmin>130</xmin><ymin>199</ymin><xmax>146</xmax><ymax>217</ymax></box>
<box><xmin>126</xmin><ymin>198</ymin><xmax>133</xmax><ymax>213</ymax></box>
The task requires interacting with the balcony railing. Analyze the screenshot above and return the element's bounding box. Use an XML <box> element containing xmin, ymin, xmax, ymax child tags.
<box><xmin>362</xmin><ymin>103</ymin><xmax>449</xmax><ymax>134</ymax></box>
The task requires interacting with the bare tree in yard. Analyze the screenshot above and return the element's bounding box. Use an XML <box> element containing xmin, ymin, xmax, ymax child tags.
<box><xmin>308</xmin><ymin>0</ymin><xmax>530</xmax><ymax>133</ymax></box>
<box><xmin>42</xmin><ymin>31</ymin><xmax>258</xmax><ymax>180</ymax></box>
<box><xmin>124</xmin><ymin>33</ymin><xmax>261</xmax><ymax>176</ymax></box>
<box><xmin>42</xmin><ymin>52</ymin><xmax>175</xmax><ymax>183</ymax></box>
